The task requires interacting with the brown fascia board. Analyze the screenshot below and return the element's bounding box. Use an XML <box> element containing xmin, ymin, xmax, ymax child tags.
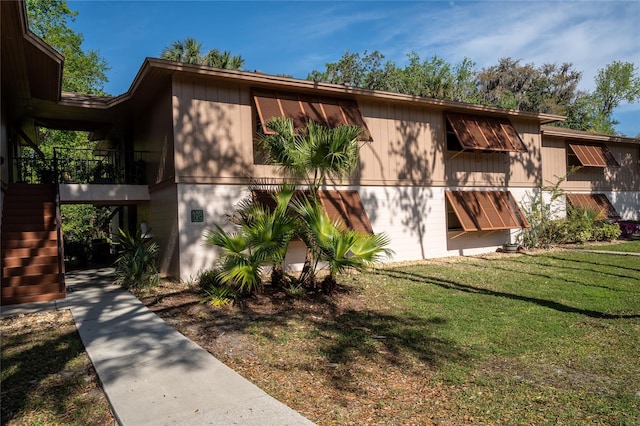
<box><xmin>135</xmin><ymin>58</ymin><xmax>566</xmax><ymax>125</ymax></box>
<box><xmin>542</xmin><ymin>125</ymin><xmax>640</xmax><ymax>145</ymax></box>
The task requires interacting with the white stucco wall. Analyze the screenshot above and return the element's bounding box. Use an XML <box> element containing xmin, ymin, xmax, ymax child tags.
<box><xmin>177</xmin><ymin>184</ymin><xmax>248</xmax><ymax>281</ymax></box>
<box><xmin>175</xmin><ymin>183</ymin><xmax>543</xmax><ymax>280</ymax></box>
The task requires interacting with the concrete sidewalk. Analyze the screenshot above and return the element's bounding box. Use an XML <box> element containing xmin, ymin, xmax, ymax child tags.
<box><xmin>2</xmin><ymin>268</ymin><xmax>315</xmax><ymax>426</ymax></box>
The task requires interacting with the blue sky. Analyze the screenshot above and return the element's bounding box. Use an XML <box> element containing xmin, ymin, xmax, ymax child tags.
<box><xmin>68</xmin><ymin>0</ymin><xmax>640</xmax><ymax>136</ymax></box>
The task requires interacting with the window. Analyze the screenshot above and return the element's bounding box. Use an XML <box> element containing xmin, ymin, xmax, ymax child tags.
<box><xmin>251</xmin><ymin>189</ymin><xmax>373</xmax><ymax>234</ymax></box>
<box><xmin>566</xmin><ymin>193</ymin><xmax>620</xmax><ymax>219</ymax></box>
<box><xmin>445</xmin><ymin>112</ymin><xmax>527</xmax><ymax>153</ymax></box>
<box><xmin>445</xmin><ymin>190</ymin><xmax>530</xmax><ymax>232</ymax></box>
<box><xmin>252</xmin><ymin>89</ymin><xmax>372</xmax><ymax>141</ymax></box>
<box><xmin>318</xmin><ymin>190</ymin><xmax>373</xmax><ymax>234</ymax></box>
<box><xmin>567</xmin><ymin>143</ymin><xmax>619</xmax><ymax>168</ymax></box>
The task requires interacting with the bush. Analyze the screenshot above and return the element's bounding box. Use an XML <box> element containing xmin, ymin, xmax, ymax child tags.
<box><xmin>198</xmin><ymin>268</ymin><xmax>239</xmax><ymax>306</ymax></box>
<box><xmin>114</xmin><ymin>228</ymin><xmax>160</xmax><ymax>289</ymax></box>
<box><xmin>198</xmin><ymin>269</ymin><xmax>225</xmax><ymax>292</ymax></box>
<box><xmin>593</xmin><ymin>222</ymin><xmax>622</xmax><ymax>241</ymax></box>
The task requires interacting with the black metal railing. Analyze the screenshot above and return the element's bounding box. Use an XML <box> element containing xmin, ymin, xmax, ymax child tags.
<box><xmin>54</xmin><ymin>148</ymin><xmax>149</xmax><ymax>185</ymax></box>
<box><xmin>14</xmin><ymin>156</ymin><xmax>56</xmax><ymax>184</ymax></box>
<box><xmin>13</xmin><ymin>148</ymin><xmax>149</xmax><ymax>185</ymax></box>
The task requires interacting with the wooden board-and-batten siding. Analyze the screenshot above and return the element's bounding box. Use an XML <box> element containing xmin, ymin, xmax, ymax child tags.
<box><xmin>170</xmin><ymin>76</ymin><xmax>544</xmax><ymax>189</ymax></box>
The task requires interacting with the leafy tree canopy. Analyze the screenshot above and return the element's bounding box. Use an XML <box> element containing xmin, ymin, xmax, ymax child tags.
<box><xmin>26</xmin><ymin>0</ymin><xmax>109</xmax><ymax>95</ymax></box>
<box><xmin>308</xmin><ymin>50</ymin><xmax>638</xmax><ymax>136</ymax></box>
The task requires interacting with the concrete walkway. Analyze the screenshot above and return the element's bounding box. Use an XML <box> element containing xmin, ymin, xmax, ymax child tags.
<box><xmin>1</xmin><ymin>268</ymin><xmax>315</xmax><ymax>426</ymax></box>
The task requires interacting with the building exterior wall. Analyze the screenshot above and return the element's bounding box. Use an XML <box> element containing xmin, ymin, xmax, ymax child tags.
<box><xmin>542</xmin><ymin>134</ymin><xmax>639</xmax><ymax>220</ymax></box>
<box><xmin>170</xmin><ymin>75</ymin><xmax>544</xmax><ymax>188</ymax></box>
<box><xmin>149</xmin><ymin>184</ymin><xmax>180</xmax><ymax>277</ymax></box>
<box><xmin>172</xmin><ymin>182</ymin><xmax>537</xmax><ymax>281</ymax></box>
<box><xmin>136</xmin><ymin>83</ymin><xmax>175</xmax><ymax>185</ymax></box>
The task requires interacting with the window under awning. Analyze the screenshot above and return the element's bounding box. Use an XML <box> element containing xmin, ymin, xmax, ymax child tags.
<box><xmin>318</xmin><ymin>190</ymin><xmax>373</xmax><ymax>234</ymax></box>
<box><xmin>253</xmin><ymin>89</ymin><xmax>372</xmax><ymax>141</ymax></box>
<box><xmin>566</xmin><ymin>193</ymin><xmax>620</xmax><ymax>219</ymax></box>
<box><xmin>445</xmin><ymin>190</ymin><xmax>530</xmax><ymax>232</ymax></box>
<box><xmin>445</xmin><ymin>112</ymin><xmax>527</xmax><ymax>153</ymax></box>
<box><xmin>567</xmin><ymin>143</ymin><xmax>619</xmax><ymax>167</ymax></box>
<box><xmin>252</xmin><ymin>189</ymin><xmax>373</xmax><ymax>234</ymax></box>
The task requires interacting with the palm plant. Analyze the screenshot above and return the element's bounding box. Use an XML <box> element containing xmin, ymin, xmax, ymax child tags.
<box><xmin>258</xmin><ymin>118</ymin><xmax>362</xmax><ymax>192</ymax></box>
<box><xmin>114</xmin><ymin>228</ymin><xmax>160</xmax><ymax>289</ymax></box>
<box><xmin>204</xmin><ymin>185</ymin><xmax>301</xmax><ymax>293</ymax></box>
<box><xmin>294</xmin><ymin>197</ymin><xmax>392</xmax><ymax>293</ymax></box>
<box><xmin>160</xmin><ymin>37</ymin><xmax>202</xmax><ymax>64</ymax></box>
<box><xmin>160</xmin><ymin>38</ymin><xmax>244</xmax><ymax>70</ymax></box>
<box><xmin>203</xmin><ymin>49</ymin><xmax>245</xmax><ymax>70</ymax></box>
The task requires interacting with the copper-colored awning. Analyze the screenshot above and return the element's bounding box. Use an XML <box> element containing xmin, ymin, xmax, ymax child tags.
<box><xmin>568</xmin><ymin>143</ymin><xmax>619</xmax><ymax>167</ymax></box>
<box><xmin>318</xmin><ymin>190</ymin><xmax>373</xmax><ymax>234</ymax></box>
<box><xmin>445</xmin><ymin>190</ymin><xmax>530</xmax><ymax>232</ymax></box>
<box><xmin>445</xmin><ymin>112</ymin><xmax>527</xmax><ymax>152</ymax></box>
<box><xmin>566</xmin><ymin>193</ymin><xmax>619</xmax><ymax>219</ymax></box>
<box><xmin>253</xmin><ymin>89</ymin><xmax>372</xmax><ymax>141</ymax></box>
<box><xmin>252</xmin><ymin>189</ymin><xmax>373</xmax><ymax>234</ymax></box>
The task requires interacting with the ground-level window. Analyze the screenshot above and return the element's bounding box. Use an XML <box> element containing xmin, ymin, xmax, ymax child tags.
<box><xmin>445</xmin><ymin>190</ymin><xmax>530</xmax><ymax>232</ymax></box>
<box><xmin>252</xmin><ymin>189</ymin><xmax>373</xmax><ymax>234</ymax></box>
<box><xmin>566</xmin><ymin>193</ymin><xmax>619</xmax><ymax>220</ymax></box>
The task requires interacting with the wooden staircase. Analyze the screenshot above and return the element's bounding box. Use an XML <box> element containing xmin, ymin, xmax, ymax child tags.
<box><xmin>1</xmin><ymin>183</ymin><xmax>65</xmax><ymax>305</ymax></box>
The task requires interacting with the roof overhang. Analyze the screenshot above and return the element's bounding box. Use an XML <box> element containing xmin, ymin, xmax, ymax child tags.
<box><xmin>136</xmin><ymin>58</ymin><xmax>566</xmax><ymax>126</ymax></box>
<box><xmin>1</xmin><ymin>0</ymin><xmax>64</xmax><ymax>142</ymax></box>
<box><xmin>542</xmin><ymin>125</ymin><xmax>640</xmax><ymax>145</ymax></box>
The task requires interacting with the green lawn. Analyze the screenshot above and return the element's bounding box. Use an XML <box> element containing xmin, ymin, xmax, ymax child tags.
<box><xmin>244</xmin><ymin>249</ymin><xmax>640</xmax><ymax>424</ymax></box>
<box><xmin>585</xmin><ymin>239</ymin><xmax>640</xmax><ymax>253</ymax></box>
<box><xmin>372</xmin><ymin>251</ymin><xmax>640</xmax><ymax>423</ymax></box>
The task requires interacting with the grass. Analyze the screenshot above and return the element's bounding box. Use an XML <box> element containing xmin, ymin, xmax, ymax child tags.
<box><xmin>227</xmin><ymin>249</ymin><xmax>640</xmax><ymax>424</ymax></box>
<box><xmin>0</xmin><ymin>310</ymin><xmax>114</xmax><ymax>425</ymax></box>
<box><xmin>583</xmin><ymin>239</ymin><xmax>640</xmax><ymax>253</ymax></box>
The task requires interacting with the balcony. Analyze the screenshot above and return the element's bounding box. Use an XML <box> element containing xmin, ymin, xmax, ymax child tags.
<box><xmin>13</xmin><ymin>148</ymin><xmax>151</xmax><ymax>203</ymax></box>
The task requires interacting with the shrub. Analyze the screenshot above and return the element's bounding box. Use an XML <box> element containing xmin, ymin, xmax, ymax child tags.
<box><xmin>593</xmin><ymin>222</ymin><xmax>622</xmax><ymax>241</ymax></box>
<box><xmin>114</xmin><ymin>228</ymin><xmax>160</xmax><ymax>289</ymax></box>
<box><xmin>198</xmin><ymin>269</ymin><xmax>225</xmax><ymax>292</ymax></box>
<box><xmin>201</xmin><ymin>285</ymin><xmax>238</xmax><ymax>307</ymax></box>
<box><xmin>198</xmin><ymin>268</ymin><xmax>239</xmax><ymax>306</ymax></box>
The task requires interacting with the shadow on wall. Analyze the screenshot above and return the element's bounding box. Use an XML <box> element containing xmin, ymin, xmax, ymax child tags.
<box><xmin>388</xmin><ymin>118</ymin><xmax>437</xmax><ymax>259</ymax></box>
<box><xmin>172</xmin><ymin>88</ymin><xmax>253</xmax><ymax>281</ymax></box>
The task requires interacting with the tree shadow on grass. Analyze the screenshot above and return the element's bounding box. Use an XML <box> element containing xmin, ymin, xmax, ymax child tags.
<box><xmin>543</xmin><ymin>253</ymin><xmax>640</xmax><ymax>274</ymax></box>
<box><xmin>375</xmin><ymin>268</ymin><xmax>640</xmax><ymax>320</ymax></box>
<box><xmin>472</xmin><ymin>255</ymin><xmax>640</xmax><ymax>293</ymax></box>
<box><xmin>1</xmin><ymin>317</ymin><xmax>89</xmax><ymax>423</ymax></box>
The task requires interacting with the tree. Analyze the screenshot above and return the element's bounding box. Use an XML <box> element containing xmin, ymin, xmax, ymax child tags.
<box><xmin>26</xmin><ymin>0</ymin><xmax>109</xmax><ymax>95</ymax></box>
<box><xmin>160</xmin><ymin>37</ymin><xmax>202</xmax><ymax>64</ymax></box>
<box><xmin>308</xmin><ymin>50</ymin><xmax>478</xmax><ymax>102</ymax></box>
<box><xmin>160</xmin><ymin>37</ymin><xmax>245</xmax><ymax>70</ymax></box>
<box><xmin>565</xmin><ymin>62</ymin><xmax>640</xmax><ymax>135</ymax></box>
<box><xmin>476</xmin><ymin>58</ymin><xmax>582</xmax><ymax>114</ymax></box>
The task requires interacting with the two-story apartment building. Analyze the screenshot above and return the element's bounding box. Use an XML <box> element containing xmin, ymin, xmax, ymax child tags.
<box><xmin>2</xmin><ymin>0</ymin><xmax>638</xmax><ymax>304</ymax></box>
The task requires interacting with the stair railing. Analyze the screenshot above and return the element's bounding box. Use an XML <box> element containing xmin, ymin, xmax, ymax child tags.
<box><xmin>53</xmin><ymin>149</ymin><xmax>66</xmax><ymax>295</ymax></box>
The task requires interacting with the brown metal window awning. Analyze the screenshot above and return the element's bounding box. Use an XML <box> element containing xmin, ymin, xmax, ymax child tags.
<box><xmin>445</xmin><ymin>190</ymin><xmax>530</xmax><ymax>232</ymax></box>
<box><xmin>253</xmin><ymin>89</ymin><xmax>372</xmax><ymax>141</ymax></box>
<box><xmin>445</xmin><ymin>112</ymin><xmax>527</xmax><ymax>153</ymax></box>
<box><xmin>318</xmin><ymin>190</ymin><xmax>373</xmax><ymax>234</ymax></box>
<box><xmin>566</xmin><ymin>193</ymin><xmax>620</xmax><ymax>219</ymax></box>
<box><xmin>252</xmin><ymin>189</ymin><xmax>373</xmax><ymax>234</ymax></box>
<box><xmin>568</xmin><ymin>143</ymin><xmax>619</xmax><ymax>167</ymax></box>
